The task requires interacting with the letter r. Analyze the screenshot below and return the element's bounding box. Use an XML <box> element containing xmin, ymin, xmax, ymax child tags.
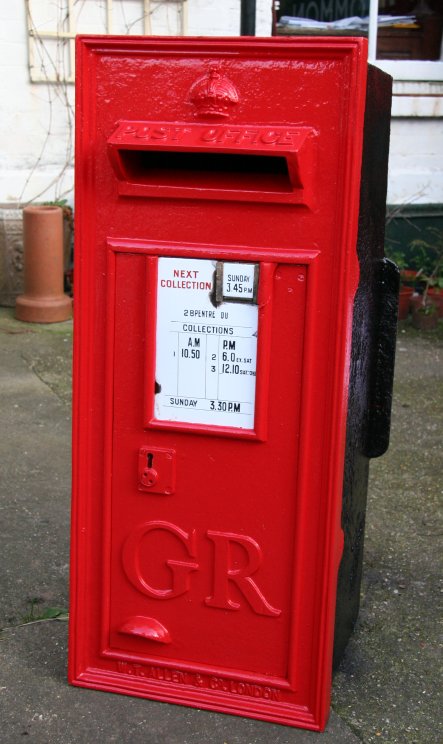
<box><xmin>205</xmin><ymin>531</ymin><xmax>281</xmax><ymax>617</ymax></box>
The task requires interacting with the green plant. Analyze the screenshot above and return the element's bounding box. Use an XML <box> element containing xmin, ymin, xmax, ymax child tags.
<box><xmin>414</xmin><ymin>296</ymin><xmax>437</xmax><ymax>317</ymax></box>
<box><xmin>384</xmin><ymin>246</ymin><xmax>408</xmax><ymax>271</ymax></box>
<box><xmin>21</xmin><ymin>598</ymin><xmax>68</xmax><ymax>625</ymax></box>
<box><xmin>410</xmin><ymin>228</ymin><xmax>443</xmax><ymax>313</ymax></box>
<box><xmin>21</xmin><ymin>597</ymin><xmax>68</xmax><ymax>625</ymax></box>
<box><xmin>1</xmin><ymin>601</ymin><xmax>68</xmax><ymax>636</ymax></box>
<box><xmin>42</xmin><ymin>199</ymin><xmax>68</xmax><ymax>207</ymax></box>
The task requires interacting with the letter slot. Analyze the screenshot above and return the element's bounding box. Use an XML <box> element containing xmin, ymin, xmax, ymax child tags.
<box><xmin>107</xmin><ymin>121</ymin><xmax>315</xmax><ymax>204</ymax></box>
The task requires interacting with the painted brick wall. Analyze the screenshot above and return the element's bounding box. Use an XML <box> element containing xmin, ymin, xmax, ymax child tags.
<box><xmin>0</xmin><ymin>3</ymin><xmax>75</xmax><ymax>204</ymax></box>
<box><xmin>0</xmin><ymin>2</ymin><xmax>441</xmax><ymax>207</ymax></box>
<box><xmin>0</xmin><ymin>1</ymin><xmax>272</xmax><ymax>205</ymax></box>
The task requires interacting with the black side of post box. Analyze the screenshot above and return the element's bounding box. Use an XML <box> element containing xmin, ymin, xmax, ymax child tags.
<box><xmin>333</xmin><ymin>64</ymin><xmax>399</xmax><ymax>669</ymax></box>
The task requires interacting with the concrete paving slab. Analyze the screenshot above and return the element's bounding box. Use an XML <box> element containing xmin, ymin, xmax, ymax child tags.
<box><xmin>332</xmin><ymin>325</ymin><xmax>443</xmax><ymax>743</ymax></box>
<box><xmin>0</xmin><ymin>308</ymin><xmax>441</xmax><ymax>743</ymax></box>
<box><xmin>0</xmin><ymin>320</ymin><xmax>71</xmax><ymax>628</ymax></box>
<box><xmin>0</xmin><ymin>623</ymin><xmax>359</xmax><ymax>744</ymax></box>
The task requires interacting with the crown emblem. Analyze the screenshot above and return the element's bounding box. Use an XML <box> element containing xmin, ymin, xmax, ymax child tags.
<box><xmin>189</xmin><ymin>66</ymin><xmax>239</xmax><ymax>119</ymax></box>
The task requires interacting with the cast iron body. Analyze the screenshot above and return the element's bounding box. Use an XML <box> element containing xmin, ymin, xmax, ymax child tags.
<box><xmin>70</xmin><ymin>36</ymin><xmax>396</xmax><ymax>731</ymax></box>
<box><xmin>333</xmin><ymin>65</ymin><xmax>398</xmax><ymax>667</ymax></box>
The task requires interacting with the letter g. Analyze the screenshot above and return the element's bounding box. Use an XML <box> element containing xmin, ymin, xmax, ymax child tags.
<box><xmin>122</xmin><ymin>520</ymin><xmax>199</xmax><ymax>599</ymax></box>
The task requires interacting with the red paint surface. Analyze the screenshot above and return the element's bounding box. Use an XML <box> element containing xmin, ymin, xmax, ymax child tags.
<box><xmin>70</xmin><ymin>36</ymin><xmax>368</xmax><ymax>731</ymax></box>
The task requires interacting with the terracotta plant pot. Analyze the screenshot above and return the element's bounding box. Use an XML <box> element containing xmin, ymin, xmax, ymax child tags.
<box><xmin>398</xmin><ymin>286</ymin><xmax>413</xmax><ymax>320</ymax></box>
<box><xmin>410</xmin><ymin>292</ymin><xmax>424</xmax><ymax>314</ymax></box>
<box><xmin>411</xmin><ymin>300</ymin><xmax>439</xmax><ymax>330</ymax></box>
<box><xmin>15</xmin><ymin>205</ymin><xmax>72</xmax><ymax>323</ymax></box>
<box><xmin>428</xmin><ymin>288</ymin><xmax>443</xmax><ymax>318</ymax></box>
<box><xmin>399</xmin><ymin>269</ymin><xmax>417</xmax><ymax>286</ymax></box>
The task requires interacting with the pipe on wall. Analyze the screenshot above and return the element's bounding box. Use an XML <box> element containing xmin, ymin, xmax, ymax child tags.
<box><xmin>240</xmin><ymin>0</ymin><xmax>256</xmax><ymax>36</ymax></box>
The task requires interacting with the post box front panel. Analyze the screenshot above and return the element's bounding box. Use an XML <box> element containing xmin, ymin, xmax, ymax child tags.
<box><xmin>153</xmin><ymin>257</ymin><xmax>259</xmax><ymax>429</ymax></box>
<box><xmin>71</xmin><ymin>37</ymin><xmax>369</xmax><ymax>730</ymax></box>
<box><xmin>105</xmin><ymin>249</ymin><xmax>305</xmax><ymax>681</ymax></box>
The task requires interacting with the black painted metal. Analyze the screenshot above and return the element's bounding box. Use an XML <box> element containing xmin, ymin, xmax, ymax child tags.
<box><xmin>365</xmin><ymin>258</ymin><xmax>400</xmax><ymax>458</ymax></box>
<box><xmin>240</xmin><ymin>0</ymin><xmax>256</xmax><ymax>36</ymax></box>
<box><xmin>333</xmin><ymin>65</ymin><xmax>398</xmax><ymax>669</ymax></box>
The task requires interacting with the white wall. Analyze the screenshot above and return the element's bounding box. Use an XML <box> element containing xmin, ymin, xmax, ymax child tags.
<box><xmin>0</xmin><ymin>2</ymin><xmax>75</xmax><ymax>204</ymax></box>
<box><xmin>0</xmin><ymin>1</ymin><xmax>272</xmax><ymax>206</ymax></box>
<box><xmin>0</xmin><ymin>1</ymin><xmax>441</xmax><ymax>207</ymax></box>
<box><xmin>388</xmin><ymin>119</ymin><xmax>443</xmax><ymax>206</ymax></box>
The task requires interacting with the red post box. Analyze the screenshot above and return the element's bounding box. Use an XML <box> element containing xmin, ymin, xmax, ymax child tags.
<box><xmin>70</xmin><ymin>36</ymin><xmax>398</xmax><ymax>731</ymax></box>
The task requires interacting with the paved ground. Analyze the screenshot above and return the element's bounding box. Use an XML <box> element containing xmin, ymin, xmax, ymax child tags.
<box><xmin>0</xmin><ymin>307</ymin><xmax>441</xmax><ymax>743</ymax></box>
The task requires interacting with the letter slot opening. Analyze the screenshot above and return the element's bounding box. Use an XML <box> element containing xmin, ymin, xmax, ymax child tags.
<box><xmin>115</xmin><ymin>149</ymin><xmax>298</xmax><ymax>195</ymax></box>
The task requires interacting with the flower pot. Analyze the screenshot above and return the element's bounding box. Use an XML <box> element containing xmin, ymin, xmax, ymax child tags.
<box><xmin>411</xmin><ymin>300</ymin><xmax>439</xmax><ymax>330</ymax></box>
<box><xmin>399</xmin><ymin>269</ymin><xmax>417</xmax><ymax>287</ymax></box>
<box><xmin>15</xmin><ymin>206</ymin><xmax>72</xmax><ymax>323</ymax></box>
<box><xmin>410</xmin><ymin>292</ymin><xmax>425</xmax><ymax>314</ymax></box>
<box><xmin>428</xmin><ymin>288</ymin><xmax>443</xmax><ymax>318</ymax></box>
<box><xmin>398</xmin><ymin>286</ymin><xmax>413</xmax><ymax>320</ymax></box>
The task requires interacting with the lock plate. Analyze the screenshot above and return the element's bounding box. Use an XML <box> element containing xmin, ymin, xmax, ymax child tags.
<box><xmin>138</xmin><ymin>446</ymin><xmax>176</xmax><ymax>495</ymax></box>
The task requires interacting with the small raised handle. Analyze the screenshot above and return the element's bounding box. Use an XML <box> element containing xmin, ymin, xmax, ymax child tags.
<box><xmin>364</xmin><ymin>258</ymin><xmax>400</xmax><ymax>458</ymax></box>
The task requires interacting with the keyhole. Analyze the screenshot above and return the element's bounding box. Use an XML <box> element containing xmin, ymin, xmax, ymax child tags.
<box><xmin>147</xmin><ymin>452</ymin><xmax>154</xmax><ymax>469</ymax></box>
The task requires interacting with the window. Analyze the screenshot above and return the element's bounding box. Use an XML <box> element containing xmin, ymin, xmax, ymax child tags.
<box><xmin>275</xmin><ymin>1</ymin><xmax>443</xmax><ymax>115</ymax></box>
<box><xmin>368</xmin><ymin>0</ymin><xmax>443</xmax><ymax>81</ymax></box>
<box><xmin>368</xmin><ymin>1</ymin><xmax>443</xmax><ymax>116</ymax></box>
